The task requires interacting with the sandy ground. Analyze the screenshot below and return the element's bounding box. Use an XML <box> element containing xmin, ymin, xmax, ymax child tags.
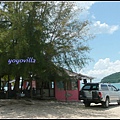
<box><xmin>0</xmin><ymin>99</ymin><xmax>120</xmax><ymax>119</ymax></box>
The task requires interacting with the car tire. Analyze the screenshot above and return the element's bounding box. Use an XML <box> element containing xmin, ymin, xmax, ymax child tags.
<box><xmin>102</xmin><ymin>97</ymin><xmax>109</xmax><ymax>108</ymax></box>
<box><xmin>84</xmin><ymin>101</ymin><xmax>91</xmax><ymax>107</ymax></box>
<box><xmin>117</xmin><ymin>100</ymin><xmax>120</xmax><ymax>105</ymax></box>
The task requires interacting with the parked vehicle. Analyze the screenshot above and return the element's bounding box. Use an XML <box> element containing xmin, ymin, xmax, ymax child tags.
<box><xmin>79</xmin><ymin>82</ymin><xmax>120</xmax><ymax>108</ymax></box>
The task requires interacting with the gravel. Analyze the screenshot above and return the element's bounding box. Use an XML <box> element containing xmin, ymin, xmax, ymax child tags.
<box><xmin>0</xmin><ymin>99</ymin><xmax>119</xmax><ymax>119</ymax></box>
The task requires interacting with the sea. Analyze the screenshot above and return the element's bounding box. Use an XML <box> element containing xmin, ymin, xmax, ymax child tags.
<box><xmin>80</xmin><ymin>82</ymin><xmax>120</xmax><ymax>89</ymax></box>
<box><xmin>111</xmin><ymin>83</ymin><xmax>120</xmax><ymax>89</ymax></box>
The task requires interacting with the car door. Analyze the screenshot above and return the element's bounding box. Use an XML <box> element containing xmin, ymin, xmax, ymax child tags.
<box><xmin>81</xmin><ymin>84</ymin><xmax>92</xmax><ymax>99</ymax></box>
<box><xmin>108</xmin><ymin>85</ymin><xmax>119</xmax><ymax>102</ymax></box>
<box><xmin>100</xmin><ymin>84</ymin><xmax>110</xmax><ymax>100</ymax></box>
<box><xmin>111</xmin><ymin>85</ymin><xmax>119</xmax><ymax>101</ymax></box>
<box><xmin>81</xmin><ymin>83</ymin><xmax>98</xmax><ymax>99</ymax></box>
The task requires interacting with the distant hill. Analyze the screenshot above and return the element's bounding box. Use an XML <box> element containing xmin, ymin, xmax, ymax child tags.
<box><xmin>101</xmin><ymin>72</ymin><xmax>120</xmax><ymax>83</ymax></box>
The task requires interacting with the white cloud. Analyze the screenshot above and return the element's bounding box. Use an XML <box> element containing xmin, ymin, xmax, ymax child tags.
<box><xmin>73</xmin><ymin>1</ymin><xmax>96</xmax><ymax>19</ymax></box>
<box><xmin>91</xmin><ymin>15</ymin><xmax>96</xmax><ymax>19</ymax></box>
<box><xmin>80</xmin><ymin>58</ymin><xmax>120</xmax><ymax>82</ymax></box>
<box><xmin>75</xmin><ymin>1</ymin><xmax>96</xmax><ymax>10</ymax></box>
<box><xmin>90</xmin><ymin>21</ymin><xmax>119</xmax><ymax>34</ymax></box>
<box><xmin>93</xmin><ymin>58</ymin><xmax>112</xmax><ymax>70</ymax></box>
<box><xmin>73</xmin><ymin>2</ymin><xmax>119</xmax><ymax>35</ymax></box>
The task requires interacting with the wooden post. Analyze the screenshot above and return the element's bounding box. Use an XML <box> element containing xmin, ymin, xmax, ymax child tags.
<box><xmin>20</xmin><ymin>77</ymin><xmax>23</xmax><ymax>92</ymax></box>
<box><xmin>7</xmin><ymin>75</ymin><xmax>10</xmax><ymax>98</ymax></box>
<box><xmin>65</xmin><ymin>81</ymin><xmax>68</xmax><ymax>102</ymax></box>
<box><xmin>30</xmin><ymin>79</ymin><xmax>33</xmax><ymax>99</ymax></box>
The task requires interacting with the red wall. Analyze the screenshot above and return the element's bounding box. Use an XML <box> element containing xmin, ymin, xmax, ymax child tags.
<box><xmin>55</xmin><ymin>80</ymin><xmax>80</xmax><ymax>101</ymax></box>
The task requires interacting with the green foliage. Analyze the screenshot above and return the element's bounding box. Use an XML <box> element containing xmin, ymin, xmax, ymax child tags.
<box><xmin>101</xmin><ymin>72</ymin><xmax>120</xmax><ymax>83</ymax></box>
<box><xmin>0</xmin><ymin>1</ymin><xmax>94</xmax><ymax>82</ymax></box>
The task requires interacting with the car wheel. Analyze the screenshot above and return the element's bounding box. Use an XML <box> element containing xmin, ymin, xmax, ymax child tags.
<box><xmin>84</xmin><ymin>101</ymin><xmax>91</xmax><ymax>107</ymax></box>
<box><xmin>117</xmin><ymin>100</ymin><xmax>120</xmax><ymax>105</ymax></box>
<box><xmin>102</xmin><ymin>97</ymin><xmax>109</xmax><ymax>108</ymax></box>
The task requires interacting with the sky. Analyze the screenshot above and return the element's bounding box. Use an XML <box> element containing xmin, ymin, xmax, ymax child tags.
<box><xmin>74</xmin><ymin>1</ymin><xmax>120</xmax><ymax>82</ymax></box>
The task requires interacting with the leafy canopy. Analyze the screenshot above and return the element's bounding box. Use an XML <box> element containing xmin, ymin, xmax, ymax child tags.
<box><xmin>0</xmin><ymin>1</ymin><xmax>94</xmax><ymax>81</ymax></box>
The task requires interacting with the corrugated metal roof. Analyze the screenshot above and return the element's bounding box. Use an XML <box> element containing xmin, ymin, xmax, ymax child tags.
<box><xmin>64</xmin><ymin>68</ymin><xmax>95</xmax><ymax>80</ymax></box>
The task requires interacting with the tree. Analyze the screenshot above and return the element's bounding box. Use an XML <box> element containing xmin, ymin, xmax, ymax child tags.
<box><xmin>0</xmin><ymin>1</ymin><xmax>94</xmax><ymax>97</ymax></box>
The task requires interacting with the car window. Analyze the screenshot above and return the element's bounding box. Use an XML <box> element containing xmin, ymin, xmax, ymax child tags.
<box><xmin>92</xmin><ymin>85</ymin><xmax>98</xmax><ymax>90</ymax></box>
<box><xmin>108</xmin><ymin>85</ymin><xmax>117</xmax><ymax>91</ymax></box>
<box><xmin>82</xmin><ymin>84</ymin><xmax>98</xmax><ymax>90</ymax></box>
<box><xmin>82</xmin><ymin>85</ymin><xmax>91</xmax><ymax>90</ymax></box>
<box><xmin>112</xmin><ymin>85</ymin><xmax>118</xmax><ymax>91</ymax></box>
<box><xmin>109</xmin><ymin>86</ymin><xmax>113</xmax><ymax>91</ymax></box>
<box><xmin>101</xmin><ymin>84</ymin><xmax>108</xmax><ymax>91</ymax></box>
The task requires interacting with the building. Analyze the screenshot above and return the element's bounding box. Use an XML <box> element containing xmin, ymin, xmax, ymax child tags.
<box><xmin>54</xmin><ymin>69</ymin><xmax>94</xmax><ymax>101</ymax></box>
<box><xmin>34</xmin><ymin>69</ymin><xmax>95</xmax><ymax>101</ymax></box>
<box><xmin>0</xmin><ymin>69</ymin><xmax>95</xmax><ymax>101</ymax></box>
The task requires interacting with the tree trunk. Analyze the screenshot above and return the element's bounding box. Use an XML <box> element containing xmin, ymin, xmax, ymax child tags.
<box><xmin>30</xmin><ymin>79</ymin><xmax>33</xmax><ymax>98</ymax></box>
<box><xmin>0</xmin><ymin>76</ymin><xmax>1</xmax><ymax>90</ymax></box>
<box><xmin>14</xmin><ymin>75</ymin><xmax>20</xmax><ymax>98</ymax></box>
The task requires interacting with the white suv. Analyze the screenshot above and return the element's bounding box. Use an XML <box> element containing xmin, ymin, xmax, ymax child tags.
<box><xmin>79</xmin><ymin>83</ymin><xmax>120</xmax><ymax>108</ymax></box>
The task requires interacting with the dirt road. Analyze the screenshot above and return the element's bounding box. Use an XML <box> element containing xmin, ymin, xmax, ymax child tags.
<box><xmin>0</xmin><ymin>99</ymin><xmax>119</xmax><ymax>119</ymax></box>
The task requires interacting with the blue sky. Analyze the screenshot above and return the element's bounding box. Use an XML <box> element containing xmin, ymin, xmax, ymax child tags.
<box><xmin>74</xmin><ymin>1</ymin><xmax>120</xmax><ymax>82</ymax></box>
